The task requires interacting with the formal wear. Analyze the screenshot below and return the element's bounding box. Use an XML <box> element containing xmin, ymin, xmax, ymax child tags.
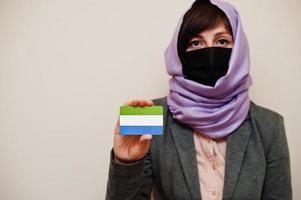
<box><xmin>105</xmin><ymin>96</ymin><xmax>292</xmax><ymax>200</ymax></box>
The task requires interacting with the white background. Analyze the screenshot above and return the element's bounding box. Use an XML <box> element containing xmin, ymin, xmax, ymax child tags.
<box><xmin>0</xmin><ymin>0</ymin><xmax>300</xmax><ymax>199</ymax></box>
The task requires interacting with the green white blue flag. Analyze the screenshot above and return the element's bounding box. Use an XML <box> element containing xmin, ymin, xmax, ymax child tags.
<box><xmin>119</xmin><ymin>106</ymin><xmax>163</xmax><ymax>135</ymax></box>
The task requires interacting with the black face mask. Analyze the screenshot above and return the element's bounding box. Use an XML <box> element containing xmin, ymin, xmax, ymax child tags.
<box><xmin>181</xmin><ymin>47</ymin><xmax>232</xmax><ymax>87</ymax></box>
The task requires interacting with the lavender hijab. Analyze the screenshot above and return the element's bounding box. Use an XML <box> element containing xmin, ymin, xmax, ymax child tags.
<box><xmin>165</xmin><ymin>0</ymin><xmax>253</xmax><ymax>139</ymax></box>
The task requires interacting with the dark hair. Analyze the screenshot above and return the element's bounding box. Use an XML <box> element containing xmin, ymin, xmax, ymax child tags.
<box><xmin>177</xmin><ymin>0</ymin><xmax>233</xmax><ymax>62</ymax></box>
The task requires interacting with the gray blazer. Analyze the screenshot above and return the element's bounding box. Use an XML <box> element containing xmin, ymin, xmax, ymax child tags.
<box><xmin>106</xmin><ymin>96</ymin><xmax>292</xmax><ymax>200</ymax></box>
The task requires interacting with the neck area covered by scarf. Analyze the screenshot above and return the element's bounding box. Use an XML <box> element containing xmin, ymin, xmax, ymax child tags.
<box><xmin>164</xmin><ymin>0</ymin><xmax>253</xmax><ymax>139</ymax></box>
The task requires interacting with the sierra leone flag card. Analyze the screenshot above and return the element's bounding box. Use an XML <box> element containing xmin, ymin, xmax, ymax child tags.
<box><xmin>119</xmin><ymin>106</ymin><xmax>163</xmax><ymax>135</ymax></box>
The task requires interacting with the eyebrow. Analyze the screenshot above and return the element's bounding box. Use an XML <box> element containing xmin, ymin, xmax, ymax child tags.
<box><xmin>190</xmin><ymin>31</ymin><xmax>232</xmax><ymax>40</ymax></box>
<box><xmin>214</xmin><ymin>31</ymin><xmax>232</xmax><ymax>37</ymax></box>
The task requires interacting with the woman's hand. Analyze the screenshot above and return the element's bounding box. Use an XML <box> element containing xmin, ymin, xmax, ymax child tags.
<box><xmin>113</xmin><ymin>99</ymin><xmax>154</xmax><ymax>163</ymax></box>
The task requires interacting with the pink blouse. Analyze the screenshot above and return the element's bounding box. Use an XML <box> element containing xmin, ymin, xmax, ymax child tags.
<box><xmin>193</xmin><ymin>130</ymin><xmax>227</xmax><ymax>200</ymax></box>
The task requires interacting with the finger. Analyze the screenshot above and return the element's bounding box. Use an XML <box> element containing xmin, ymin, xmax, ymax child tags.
<box><xmin>146</xmin><ymin>100</ymin><xmax>154</xmax><ymax>106</ymax></box>
<box><xmin>138</xmin><ymin>135</ymin><xmax>152</xmax><ymax>152</ymax></box>
<box><xmin>138</xmin><ymin>99</ymin><xmax>147</xmax><ymax>107</ymax></box>
<box><xmin>131</xmin><ymin>99</ymin><xmax>138</xmax><ymax>106</ymax></box>
<box><xmin>128</xmin><ymin>99</ymin><xmax>134</xmax><ymax>106</ymax></box>
<box><xmin>124</xmin><ymin>100</ymin><xmax>130</xmax><ymax>106</ymax></box>
<box><xmin>139</xmin><ymin>134</ymin><xmax>152</xmax><ymax>142</ymax></box>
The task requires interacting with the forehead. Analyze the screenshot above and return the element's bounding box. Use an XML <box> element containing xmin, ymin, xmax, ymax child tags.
<box><xmin>195</xmin><ymin>22</ymin><xmax>232</xmax><ymax>37</ymax></box>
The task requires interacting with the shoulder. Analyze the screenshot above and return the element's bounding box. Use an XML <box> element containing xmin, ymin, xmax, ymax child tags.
<box><xmin>249</xmin><ymin>100</ymin><xmax>284</xmax><ymax>133</ymax></box>
<box><xmin>249</xmin><ymin>100</ymin><xmax>286</xmax><ymax>154</ymax></box>
<box><xmin>249</xmin><ymin>100</ymin><xmax>283</xmax><ymax>124</ymax></box>
<box><xmin>151</xmin><ymin>96</ymin><xmax>168</xmax><ymax>106</ymax></box>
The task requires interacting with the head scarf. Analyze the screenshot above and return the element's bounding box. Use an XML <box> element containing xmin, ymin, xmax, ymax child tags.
<box><xmin>165</xmin><ymin>0</ymin><xmax>252</xmax><ymax>139</ymax></box>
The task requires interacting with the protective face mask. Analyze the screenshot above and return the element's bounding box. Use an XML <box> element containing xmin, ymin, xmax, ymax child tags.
<box><xmin>181</xmin><ymin>47</ymin><xmax>232</xmax><ymax>87</ymax></box>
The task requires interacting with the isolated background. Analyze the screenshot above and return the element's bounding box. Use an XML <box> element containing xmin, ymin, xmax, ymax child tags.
<box><xmin>0</xmin><ymin>0</ymin><xmax>300</xmax><ymax>199</ymax></box>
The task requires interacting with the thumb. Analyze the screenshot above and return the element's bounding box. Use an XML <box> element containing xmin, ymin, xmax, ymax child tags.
<box><xmin>139</xmin><ymin>134</ymin><xmax>152</xmax><ymax>142</ymax></box>
<box><xmin>138</xmin><ymin>134</ymin><xmax>152</xmax><ymax>151</ymax></box>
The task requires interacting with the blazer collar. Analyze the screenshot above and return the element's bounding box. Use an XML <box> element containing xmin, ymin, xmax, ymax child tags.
<box><xmin>167</xmin><ymin>100</ymin><xmax>252</xmax><ymax>200</ymax></box>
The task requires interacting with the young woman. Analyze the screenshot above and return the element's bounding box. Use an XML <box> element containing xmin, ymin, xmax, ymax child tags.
<box><xmin>106</xmin><ymin>0</ymin><xmax>292</xmax><ymax>199</ymax></box>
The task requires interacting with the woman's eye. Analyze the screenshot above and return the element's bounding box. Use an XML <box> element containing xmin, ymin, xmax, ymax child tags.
<box><xmin>186</xmin><ymin>40</ymin><xmax>203</xmax><ymax>51</ymax></box>
<box><xmin>190</xmin><ymin>40</ymin><xmax>202</xmax><ymax>47</ymax></box>
<box><xmin>217</xmin><ymin>39</ymin><xmax>229</xmax><ymax>46</ymax></box>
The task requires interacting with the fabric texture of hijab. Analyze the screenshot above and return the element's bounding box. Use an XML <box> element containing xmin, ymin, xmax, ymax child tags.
<box><xmin>165</xmin><ymin>0</ymin><xmax>253</xmax><ymax>139</ymax></box>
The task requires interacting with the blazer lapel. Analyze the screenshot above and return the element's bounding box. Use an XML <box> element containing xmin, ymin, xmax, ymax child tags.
<box><xmin>168</xmin><ymin>112</ymin><xmax>202</xmax><ymax>200</ymax></box>
<box><xmin>222</xmin><ymin>112</ymin><xmax>252</xmax><ymax>199</ymax></box>
<box><xmin>160</xmin><ymin>96</ymin><xmax>252</xmax><ymax>200</ymax></box>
